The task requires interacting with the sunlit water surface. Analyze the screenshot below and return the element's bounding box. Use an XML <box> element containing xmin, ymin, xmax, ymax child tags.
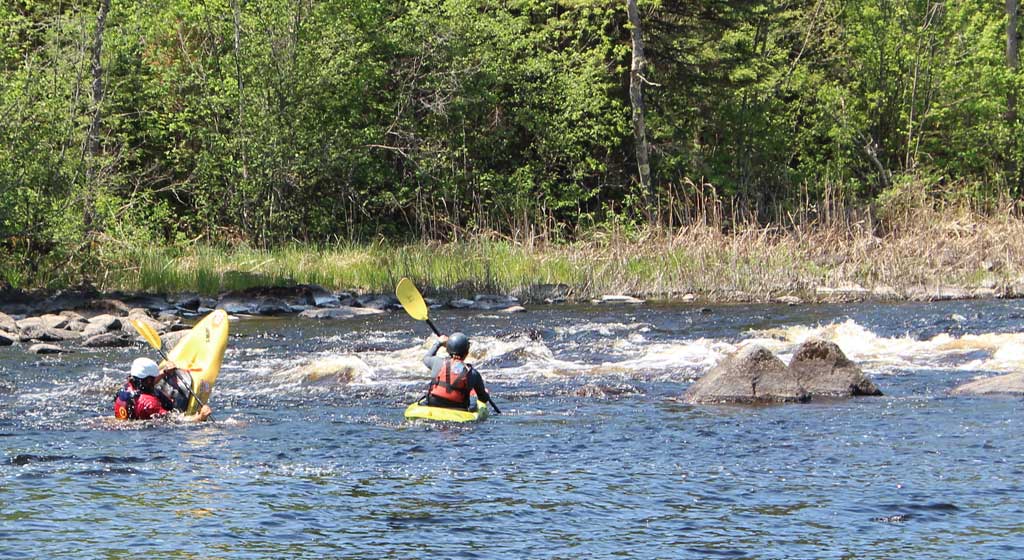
<box><xmin>2</xmin><ymin>301</ymin><xmax>1024</xmax><ymax>558</ymax></box>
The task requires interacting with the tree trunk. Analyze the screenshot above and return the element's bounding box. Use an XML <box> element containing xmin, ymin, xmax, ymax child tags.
<box><xmin>84</xmin><ymin>0</ymin><xmax>110</xmax><ymax>234</ymax></box>
<box><xmin>232</xmin><ymin>0</ymin><xmax>249</xmax><ymax>181</ymax></box>
<box><xmin>626</xmin><ymin>0</ymin><xmax>653</xmax><ymax>220</ymax></box>
<box><xmin>1008</xmin><ymin>0</ymin><xmax>1021</xmax><ymax>188</ymax></box>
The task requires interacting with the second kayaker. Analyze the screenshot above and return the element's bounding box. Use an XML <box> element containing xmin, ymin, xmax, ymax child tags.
<box><xmin>113</xmin><ymin>357</ymin><xmax>213</xmax><ymax>421</ymax></box>
<box><xmin>422</xmin><ymin>332</ymin><xmax>492</xmax><ymax>411</ymax></box>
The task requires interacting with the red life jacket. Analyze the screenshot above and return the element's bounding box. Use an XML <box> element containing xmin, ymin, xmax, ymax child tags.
<box><xmin>113</xmin><ymin>379</ymin><xmax>173</xmax><ymax>420</ymax></box>
<box><xmin>113</xmin><ymin>380</ymin><xmax>141</xmax><ymax>420</ymax></box>
<box><xmin>428</xmin><ymin>358</ymin><xmax>470</xmax><ymax>405</ymax></box>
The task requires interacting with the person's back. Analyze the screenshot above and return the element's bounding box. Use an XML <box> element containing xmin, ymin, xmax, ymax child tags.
<box><xmin>423</xmin><ymin>332</ymin><xmax>490</xmax><ymax>410</ymax></box>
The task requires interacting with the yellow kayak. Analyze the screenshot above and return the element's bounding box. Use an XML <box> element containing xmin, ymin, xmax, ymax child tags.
<box><xmin>404</xmin><ymin>399</ymin><xmax>489</xmax><ymax>423</ymax></box>
<box><xmin>163</xmin><ymin>310</ymin><xmax>230</xmax><ymax>415</ymax></box>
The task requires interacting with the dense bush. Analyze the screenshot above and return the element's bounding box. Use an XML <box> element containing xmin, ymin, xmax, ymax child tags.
<box><xmin>0</xmin><ymin>0</ymin><xmax>1020</xmax><ymax>287</ymax></box>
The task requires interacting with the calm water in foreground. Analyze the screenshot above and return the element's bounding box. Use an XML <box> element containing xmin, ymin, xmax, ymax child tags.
<box><xmin>2</xmin><ymin>300</ymin><xmax>1024</xmax><ymax>559</ymax></box>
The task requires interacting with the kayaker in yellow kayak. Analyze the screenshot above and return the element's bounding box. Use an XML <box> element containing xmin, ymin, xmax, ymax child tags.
<box><xmin>113</xmin><ymin>357</ymin><xmax>213</xmax><ymax>421</ymax></box>
<box><xmin>422</xmin><ymin>333</ymin><xmax>492</xmax><ymax>411</ymax></box>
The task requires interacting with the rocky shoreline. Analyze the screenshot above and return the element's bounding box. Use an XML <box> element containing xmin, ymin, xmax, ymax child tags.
<box><xmin>0</xmin><ymin>280</ymin><xmax>1019</xmax><ymax>355</ymax></box>
<box><xmin>1</xmin><ymin>282</ymin><xmax>1020</xmax><ymax>397</ymax></box>
<box><xmin>0</xmin><ymin>284</ymin><xmax>536</xmax><ymax>355</ymax></box>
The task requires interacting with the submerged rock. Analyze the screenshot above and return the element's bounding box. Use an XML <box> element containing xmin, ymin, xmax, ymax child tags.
<box><xmin>276</xmin><ymin>356</ymin><xmax>371</xmax><ymax>385</ymax></box>
<box><xmin>298</xmin><ymin>306</ymin><xmax>384</xmax><ymax>320</ymax></box>
<box><xmin>950</xmin><ymin>372</ymin><xmax>1024</xmax><ymax>396</ymax></box>
<box><xmin>683</xmin><ymin>344</ymin><xmax>808</xmax><ymax>404</ymax></box>
<box><xmin>28</xmin><ymin>343</ymin><xmax>65</xmax><ymax>355</ymax></box>
<box><xmin>0</xmin><ymin>331</ymin><xmax>14</xmax><ymax>346</ymax></box>
<box><xmin>789</xmin><ymin>338</ymin><xmax>881</xmax><ymax>397</ymax></box>
<box><xmin>573</xmin><ymin>383</ymin><xmax>641</xmax><ymax>399</ymax></box>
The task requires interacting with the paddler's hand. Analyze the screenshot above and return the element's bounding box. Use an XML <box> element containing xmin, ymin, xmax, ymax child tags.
<box><xmin>198</xmin><ymin>404</ymin><xmax>213</xmax><ymax>421</ymax></box>
<box><xmin>439</xmin><ymin>335</ymin><xmax>449</xmax><ymax>345</ymax></box>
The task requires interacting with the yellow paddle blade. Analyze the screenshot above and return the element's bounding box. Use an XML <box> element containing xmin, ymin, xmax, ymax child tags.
<box><xmin>396</xmin><ymin>277</ymin><xmax>429</xmax><ymax>321</ymax></box>
<box><xmin>129</xmin><ymin>317</ymin><xmax>163</xmax><ymax>351</ymax></box>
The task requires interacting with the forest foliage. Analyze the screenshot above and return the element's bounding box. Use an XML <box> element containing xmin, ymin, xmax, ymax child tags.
<box><xmin>0</xmin><ymin>0</ymin><xmax>1021</xmax><ymax>288</ymax></box>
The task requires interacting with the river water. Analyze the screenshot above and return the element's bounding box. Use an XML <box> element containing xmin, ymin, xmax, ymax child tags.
<box><xmin>2</xmin><ymin>300</ymin><xmax>1023</xmax><ymax>558</ymax></box>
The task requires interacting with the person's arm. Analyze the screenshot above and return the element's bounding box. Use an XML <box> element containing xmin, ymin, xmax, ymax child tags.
<box><xmin>423</xmin><ymin>336</ymin><xmax>448</xmax><ymax>369</ymax></box>
<box><xmin>468</xmin><ymin>366</ymin><xmax>490</xmax><ymax>403</ymax></box>
<box><xmin>191</xmin><ymin>404</ymin><xmax>213</xmax><ymax>422</ymax></box>
<box><xmin>134</xmin><ymin>394</ymin><xmax>171</xmax><ymax>420</ymax></box>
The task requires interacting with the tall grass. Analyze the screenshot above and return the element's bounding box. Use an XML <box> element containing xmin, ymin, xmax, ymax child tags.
<box><xmin>76</xmin><ymin>201</ymin><xmax>1024</xmax><ymax>301</ymax></box>
<box><xmin>6</xmin><ymin>180</ymin><xmax>1024</xmax><ymax>301</ymax></box>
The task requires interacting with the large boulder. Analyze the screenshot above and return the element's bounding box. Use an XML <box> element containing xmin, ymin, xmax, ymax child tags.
<box><xmin>950</xmin><ymin>372</ymin><xmax>1024</xmax><ymax>396</ymax></box>
<box><xmin>789</xmin><ymin>338</ymin><xmax>882</xmax><ymax>397</ymax></box>
<box><xmin>683</xmin><ymin>344</ymin><xmax>809</xmax><ymax>404</ymax></box>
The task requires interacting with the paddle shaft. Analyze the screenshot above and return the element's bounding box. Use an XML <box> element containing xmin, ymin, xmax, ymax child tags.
<box><xmin>425</xmin><ymin>318</ymin><xmax>441</xmax><ymax>337</ymax></box>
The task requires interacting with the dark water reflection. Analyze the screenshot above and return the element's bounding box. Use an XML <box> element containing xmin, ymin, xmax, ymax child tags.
<box><xmin>2</xmin><ymin>300</ymin><xmax>1024</xmax><ymax>558</ymax></box>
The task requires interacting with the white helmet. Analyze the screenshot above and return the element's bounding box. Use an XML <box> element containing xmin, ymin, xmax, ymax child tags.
<box><xmin>130</xmin><ymin>357</ymin><xmax>159</xmax><ymax>379</ymax></box>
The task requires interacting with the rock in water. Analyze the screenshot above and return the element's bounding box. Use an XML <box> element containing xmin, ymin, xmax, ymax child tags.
<box><xmin>28</xmin><ymin>343</ymin><xmax>65</xmax><ymax>355</ymax></box>
<box><xmin>950</xmin><ymin>372</ymin><xmax>1024</xmax><ymax>396</ymax></box>
<box><xmin>298</xmin><ymin>307</ymin><xmax>384</xmax><ymax>320</ymax></box>
<box><xmin>789</xmin><ymin>338</ymin><xmax>882</xmax><ymax>397</ymax></box>
<box><xmin>277</xmin><ymin>356</ymin><xmax>372</xmax><ymax>385</ymax></box>
<box><xmin>683</xmin><ymin>344</ymin><xmax>808</xmax><ymax>404</ymax></box>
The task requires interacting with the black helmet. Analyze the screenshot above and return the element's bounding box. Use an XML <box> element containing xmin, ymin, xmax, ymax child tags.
<box><xmin>446</xmin><ymin>332</ymin><xmax>471</xmax><ymax>358</ymax></box>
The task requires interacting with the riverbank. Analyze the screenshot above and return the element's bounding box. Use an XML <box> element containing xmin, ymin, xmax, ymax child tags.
<box><xmin>4</xmin><ymin>205</ymin><xmax>1024</xmax><ymax>305</ymax></box>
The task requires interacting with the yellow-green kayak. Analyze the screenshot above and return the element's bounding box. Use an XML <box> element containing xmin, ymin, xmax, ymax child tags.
<box><xmin>164</xmin><ymin>309</ymin><xmax>230</xmax><ymax>415</ymax></box>
<box><xmin>404</xmin><ymin>400</ymin><xmax>489</xmax><ymax>423</ymax></box>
